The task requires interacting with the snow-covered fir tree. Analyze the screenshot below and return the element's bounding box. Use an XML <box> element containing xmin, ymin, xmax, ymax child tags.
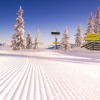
<box><xmin>94</xmin><ymin>7</ymin><xmax>100</xmax><ymax>34</ymax></box>
<box><xmin>86</xmin><ymin>12</ymin><xmax>94</xmax><ymax>34</ymax></box>
<box><xmin>75</xmin><ymin>24</ymin><xmax>83</xmax><ymax>47</ymax></box>
<box><xmin>11</xmin><ymin>6</ymin><xmax>26</xmax><ymax>50</ymax></box>
<box><xmin>60</xmin><ymin>27</ymin><xmax>71</xmax><ymax>51</ymax></box>
<box><xmin>26</xmin><ymin>32</ymin><xmax>33</xmax><ymax>49</ymax></box>
<box><xmin>33</xmin><ymin>29</ymin><xmax>41</xmax><ymax>49</ymax></box>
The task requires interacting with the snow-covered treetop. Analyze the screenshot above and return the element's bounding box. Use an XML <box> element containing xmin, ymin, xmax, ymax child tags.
<box><xmin>17</xmin><ymin>6</ymin><xmax>23</xmax><ymax>16</ymax></box>
<box><xmin>94</xmin><ymin>7</ymin><xmax>100</xmax><ymax>34</ymax></box>
<box><xmin>62</xmin><ymin>27</ymin><xmax>70</xmax><ymax>39</ymax></box>
<box><xmin>75</xmin><ymin>24</ymin><xmax>83</xmax><ymax>47</ymax></box>
<box><xmin>61</xmin><ymin>27</ymin><xmax>70</xmax><ymax>42</ymax></box>
<box><xmin>64</xmin><ymin>27</ymin><xmax>69</xmax><ymax>35</ymax></box>
<box><xmin>75</xmin><ymin>24</ymin><xmax>83</xmax><ymax>40</ymax></box>
<box><xmin>35</xmin><ymin>28</ymin><xmax>40</xmax><ymax>39</ymax></box>
<box><xmin>60</xmin><ymin>27</ymin><xmax>71</xmax><ymax>50</ymax></box>
<box><xmin>26</xmin><ymin>32</ymin><xmax>32</xmax><ymax>40</ymax></box>
<box><xmin>27</xmin><ymin>32</ymin><xmax>31</xmax><ymax>36</ymax></box>
<box><xmin>86</xmin><ymin>12</ymin><xmax>94</xmax><ymax>34</ymax></box>
<box><xmin>77</xmin><ymin>24</ymin><xmax>82</xmax><ymax>34</ymax></box>
<box><xmin>61</xmin><ymin>27</ymin><xmax>70</xmax><ymax>43</ymax></box>
<box><xmin>96</xmin><ymin>7</ymin><xmax>100</xmax><ymax>17</ymax></box>
<box><xmin>15</xmin><ymin>6</ymin><xmax>24</xmax><ymax>35</ymax></box>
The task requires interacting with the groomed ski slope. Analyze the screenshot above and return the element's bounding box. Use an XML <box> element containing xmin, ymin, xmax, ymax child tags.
<box><xmin>0</xmin><ymin>49</ymin><xmax>100</xmax><ymax>100</ymax></box>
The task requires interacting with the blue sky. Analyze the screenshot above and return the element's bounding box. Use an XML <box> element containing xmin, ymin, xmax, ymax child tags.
<box><xmin>0</xmin><ymin>0</ymin><xmax>100</xmax><ymax>44</ymax></box>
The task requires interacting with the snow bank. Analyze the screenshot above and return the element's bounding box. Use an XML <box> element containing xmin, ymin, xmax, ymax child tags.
<box><xmin>0</xmin><ymin>47</ymin><xmax>100</xmax><ymax>100</ymax></box>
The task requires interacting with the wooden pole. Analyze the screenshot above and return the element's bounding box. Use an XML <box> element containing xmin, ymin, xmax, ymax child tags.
<box><xmin>55</xmin><ymin>35</ymin><xmax>57</xmax><ymax>49</ymax></box>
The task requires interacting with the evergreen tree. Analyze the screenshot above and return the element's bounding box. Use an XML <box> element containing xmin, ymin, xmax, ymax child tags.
<box><xmin>94</xmin><ymin>7</ymin><xmax>100</xmax><ymax>34</ymax></box>
<box><xmin>26</xmin><ymin>32</ymin><xmax>33</xmax><ymax>49</ymax></box>
<box><xmin>60</xmin><ymin>27</ymin><xmax>71</xmax><ymax>51</ymax></box>
<box><xmin>86</xmin><ymin>12</ymin><xmax>94</xmax><ymax>34</ymax></box>
<box><xmin>75</xmin><ymin>24</ymin><xmax>83</xmax><ymax>47</ymax></box>
<box><xmin>33</xmin><ymin>29</ymin><xmax>41</xmax><ymax>49</ymax></box>
<box><xmin>11</xmin><ymin>6</ymin><xmax>26</xmax><ymax>50</ymax></box>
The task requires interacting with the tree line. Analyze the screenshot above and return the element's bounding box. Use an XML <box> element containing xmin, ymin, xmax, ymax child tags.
<box><xmin>11</xmin><ymin>6</ymin><xmax>100</xmax><ymax>51</ymax></box>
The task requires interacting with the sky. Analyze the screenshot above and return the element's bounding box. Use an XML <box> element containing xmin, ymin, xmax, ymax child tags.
<box><xmin>0</xmin><ymin>0</ymin><xmax>100</xmax><ymax>45</ymax></box>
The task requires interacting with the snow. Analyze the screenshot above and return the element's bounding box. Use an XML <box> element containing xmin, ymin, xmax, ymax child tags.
<box><xmin>0</xmin><ymin>47</ymin><xmax>100</xmax><ymax>100</ymax></box>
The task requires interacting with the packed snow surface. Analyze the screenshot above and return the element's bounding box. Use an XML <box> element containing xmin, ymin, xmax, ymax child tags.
<box><xmin>0</xmin><ymin>48</ymin><xmax>100</xmax><ymax>100</ymax></box>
